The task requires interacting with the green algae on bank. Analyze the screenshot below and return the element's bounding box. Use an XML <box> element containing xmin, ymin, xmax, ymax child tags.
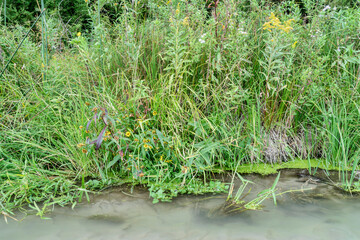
<box><xmin>232</xmin><ymin>159</ymin><xmax>349</xmax><ymax>175</ymax></box>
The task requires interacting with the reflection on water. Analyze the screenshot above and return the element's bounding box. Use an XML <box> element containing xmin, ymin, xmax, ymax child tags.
<box><xmin>2</xmin><ymin>171</ymin><xmax>360</xmax><ymax>240</ymax></box>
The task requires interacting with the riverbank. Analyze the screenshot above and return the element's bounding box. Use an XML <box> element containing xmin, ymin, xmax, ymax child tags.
<box><xmin>1</xmin><ymin>1</ymin><xmax>360</xmax><ymax>214</ymax></box>
<box><xmin>2</xmin><ymin>170</ymin><xmax>358</xmax><ymax>240</ymax></box>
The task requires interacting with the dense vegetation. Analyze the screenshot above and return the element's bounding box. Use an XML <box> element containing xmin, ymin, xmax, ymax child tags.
<box><xmin>1</xmin><ymin>0</ymin><xmax>360</xmax><ymax>214</ymax></box>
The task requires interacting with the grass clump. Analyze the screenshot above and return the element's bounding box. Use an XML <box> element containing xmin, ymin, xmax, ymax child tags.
<box><xmin>1</xmin><ymin>0</ymin><xmax>360</xmax><ymax>214</ymax></box>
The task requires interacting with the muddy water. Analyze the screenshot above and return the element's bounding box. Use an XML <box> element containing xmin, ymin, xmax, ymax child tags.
<box><xmin>2</xmin><ymin>170</ymin><xmax>360</xmax><ymax>240</ymax></box>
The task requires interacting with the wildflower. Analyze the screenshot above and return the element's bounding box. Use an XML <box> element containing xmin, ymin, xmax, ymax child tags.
<box><xmin>85</xmin><ymin>102</ymin><xmax>90</xmax><ymax>106</ymax></box>
<box><xmin>181</xmin><ymin>166</ymin><xmax>189</xmax><ymax>174</ymax></box>
<box><xmin>322</xmin><ymin>5</ymin><xmax>331</xmax><ymax>11</ymax></box>
<box><xmin>165</xmin><ymin>160</ymin><xmax>172</xmax><ymax>163</ymax></box>
<box><xmin>77</xmin><ymin>32</ymin><xmax>81</xmax><ymax>37</ymax></box>
<box><xmin>92</xmin><ymin>107</ymin><xmax>98</xmax><ymax>112</ymax></box>
<box><xmin>114</xmin><ymin>3</ymin><xmax>118</xmax><ymax>6</ymax></box>
<box><xmin>262</xmin><ymin>21</ymin><xmax>274</xmax><ymax>32</ymax></box>
<box><xmin>82</xmin><ymin>149</ymin><xmax>88</xmax><ymax>153</ymax></box>
<box><xmin>85</xmin><ymin>130</ymin><xmax>90</xmax><ymax>133</ymax></box>
<box><xmin>182</xmin><ymin>17</ymin><xmax>189</xmax><ymax>26</ymax></box>
<box><xmin>263</xmin><ymin>13</ymin><xmax>294</xmax><ymax>34</ymax></box>
<box><xmin>125</xmin><ymin>131</ymin><xmax>131</xmax><ymax>137</ymax></box>
<box><xmin>79</xmin><ymin>126</ymin><xmax>83</xmax><ymax>129</ymax></box>
<box><xmin>292</xmin><ymin>41</ymin><xmax>298</xmax><ymax>49</ymax></box>
<box><xmin>166</xmin><ymin>0</ymin><xmax>171</xmax><ymax>4</ymax></box>
<box><xmin>199</xmin><ymin>39</ymin><xmax>205</xmax><ymax>44</ymax></box>
<box><xmin>175</xmin><ymin>3</ymin><xmax>180</xmax><ymax>15</ymax></box>
<box><xmin>281</xmin><ymin>26</ymin><xmax>293</xmax><ymax>33</ymax></box>
<box><xmin>152</xmin><ymin>111</ymin><xmax>157</xmax><ymax>116</ymax></box>
<box><xmin>85</xmin><ymin>0</ymin><xmax>88</xmax><ymax>2</ymax></box>
<box><xmin>134</xmin><ymin>138</ymin><xmax>139</xmax><ymax>142</ymax></box>
<box><xmin>160</xmin><ymin>155</ymin><xmax>164</xmax><ymax>161</ymax></box>
<box><xmin>77</xmin><ymin>143</ymin><xmax>85</xmax><ymax>148</ymax></box>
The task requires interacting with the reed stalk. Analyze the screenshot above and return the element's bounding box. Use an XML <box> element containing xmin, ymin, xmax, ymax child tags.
<box><xmin>3</xmin><ymin>0</ymin><xmax>6</xmax><ymax>26</ymax></box>
<box><xmin>41</xmin><ymin>0</ymin><xmax>47</xmax><ymax>81</ymax></box>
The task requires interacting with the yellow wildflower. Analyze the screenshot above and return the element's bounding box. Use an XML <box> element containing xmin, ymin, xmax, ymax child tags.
<box><xmin>166</xmin><ymin>0</ymin><xmax>171</xmax><ymax>4</ymax></box>
<box><xmin>134</xmin><ymin>138</ymin><xmax>139</xmax><ymax>142</ymax></box>
<box><xmin>77</xmin><ymin>143</ymin><xmax>85</xmax><ymax>148</ymax></box>
<box><xmin>182</xmin><ymin>17</ymin><xmax>189</xmax><ymax>26</ymax></box>
<box><xmin>181</xmin><ymin>166</ymin><xmax>189</xmax><ymax>174</ymax></box>
<box><xmin>79</xmin><ymin>126</ymin><xmax>83</xmax><ymax>129</ymax></box>
<box><xmin>175</xmin><ymin>3</ymin><xmax>180</xmax><ymax>15</ymax></box>
<box><xmin>82</xmin><ymin>149</ymin><xmax>88</xmax><ymax>153</ymax></box>
<box><xmin>292</xmin><ymin>41</ymin><xmax>298</xmax><ymax>49</ymax></box>
<box><xmin>125</xmin><ymin>131</ymin><xmax>131</xmax><ymax>137</ymax></box>
<box><xmin>105</xmin><ymin>131</ymin><xmax>111</xmax><ymax>136</ymax></box>
<box><xmin>263</xmin><ymin>22</ymin><xmax>274</xmax><ymax>32</ymax></box>
<box><xmin>152</xmin><ymin>111</ymin><xmax>157</xmax><ymax>116</ymax></box>
<box><xmin>77</xmin><ymin>32</ymin><xmax>81</xmax><ymax>37</ymax></box>
<box><xmin>263</xmin><ymin>13</ymin><xmax>294</xmax><ymax>34</ymax></box>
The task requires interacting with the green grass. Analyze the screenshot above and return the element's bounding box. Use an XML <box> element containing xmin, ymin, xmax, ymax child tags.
<box><xmin>1</xmin><ymin>0</ymin><xmax>360</xmax><ymax>214</ymax></box>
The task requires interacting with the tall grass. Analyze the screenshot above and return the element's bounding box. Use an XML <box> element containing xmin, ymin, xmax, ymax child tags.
<box><xmin>1</xmin><ymin>0</ymin><xmax>360</xmax><ymax>213</ymax></box>
<box><xmin>3</xmin><ymin>0</ymin><xmax>6</xmax><ymax>27</ymax></box>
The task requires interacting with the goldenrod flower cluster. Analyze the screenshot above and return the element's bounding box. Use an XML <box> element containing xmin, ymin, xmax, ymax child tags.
<box><xmin>263</xmin><ymin>12</ymin><xmax>295</xmax><ymax>33</ymax></box>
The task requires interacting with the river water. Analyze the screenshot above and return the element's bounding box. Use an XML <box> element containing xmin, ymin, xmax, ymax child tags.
<box><xmin>2</xmin><ymin>170</ymin><xmax>360</xmax><ymax>240</ymax></box>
